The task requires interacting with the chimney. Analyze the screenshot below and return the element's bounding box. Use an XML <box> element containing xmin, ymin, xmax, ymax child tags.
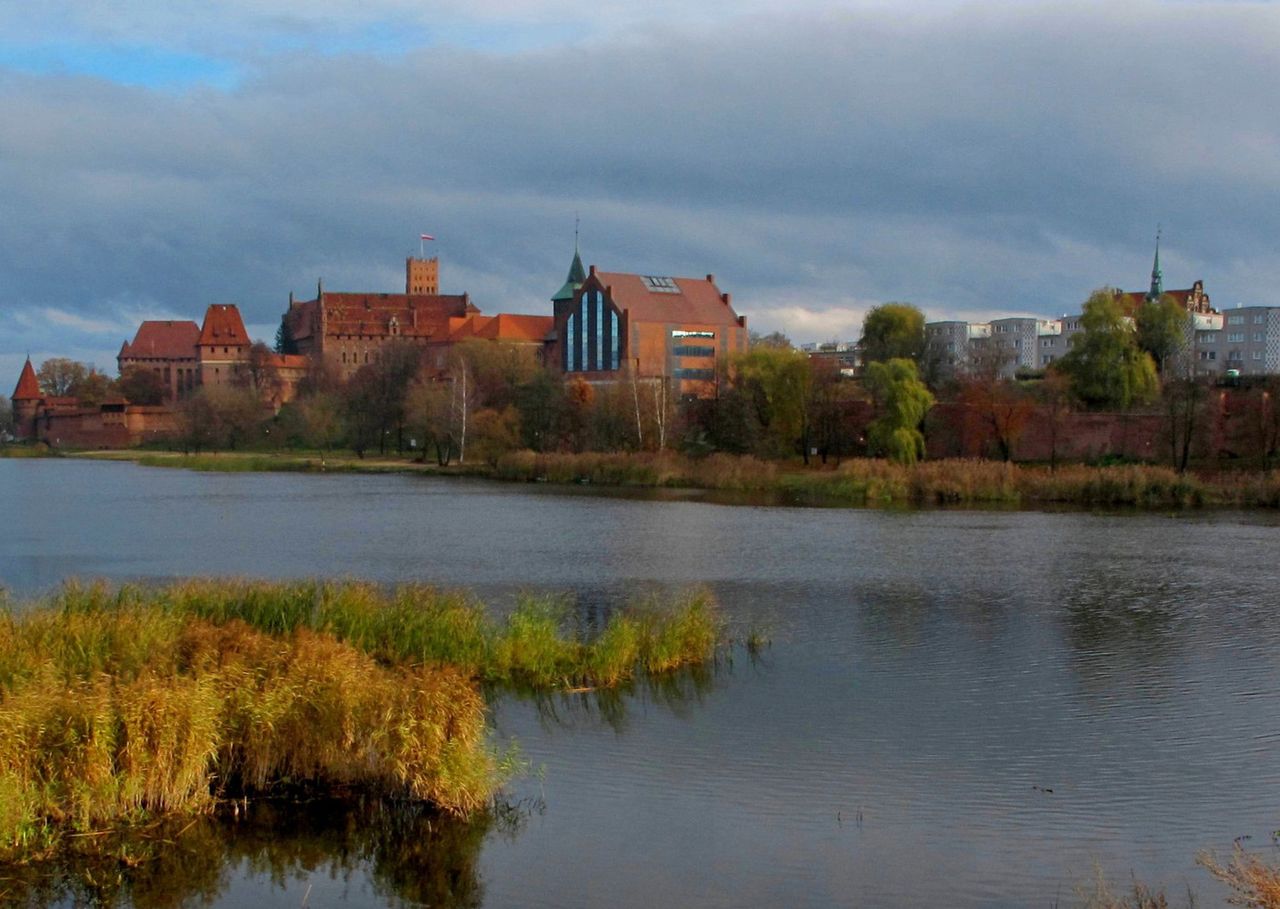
<box><xmin>589</xmin><ymin>264</ymin><xmax>597</xmax><ymax>277</ymax></box>
<box><xmin>706</xmin><ymin>274</ymin><xmax>715</xmax><ymax>284</ymax></box>
<box><xmin>722</xmin><ymin>292</ymin><xmax>731</xmax><ymax>306</ymax></box>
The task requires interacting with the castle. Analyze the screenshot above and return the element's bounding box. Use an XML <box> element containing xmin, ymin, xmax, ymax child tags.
<box><xmin>11</xmin><ymin>244</ymin><xmax>750</xmax><ymax>445</ymax></box>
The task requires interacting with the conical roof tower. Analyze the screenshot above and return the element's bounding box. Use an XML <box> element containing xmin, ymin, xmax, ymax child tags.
<box><xmin>11</xmin><ymin>357</ymin><xmax>40</xmax><ymax>400</ymax></box>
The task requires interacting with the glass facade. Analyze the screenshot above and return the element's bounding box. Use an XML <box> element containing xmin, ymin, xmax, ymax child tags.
<box><xmin>565</xmin><ymin>290</ymin><xmax>618</xmax><ymax>372</ymax></box>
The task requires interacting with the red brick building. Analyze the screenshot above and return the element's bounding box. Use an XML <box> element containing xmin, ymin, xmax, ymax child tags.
<box><xmin>117</xmin><ymin>320</ymin><xmax>201</xmax><ymax>399</ymax></box>
<box><xmin>551</xmin><ymin>263</ymin><xmax>748</xmax><ymax>398</ymax></box>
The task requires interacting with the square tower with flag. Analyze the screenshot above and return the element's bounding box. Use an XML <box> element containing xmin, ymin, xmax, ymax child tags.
<box><xmin>406</xmin><ymin>252</ymin><xmax>438</xmax><ymax>294</ymax></box>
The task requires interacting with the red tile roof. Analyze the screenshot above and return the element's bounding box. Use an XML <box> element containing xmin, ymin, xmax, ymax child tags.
<box><xmin>199</xmin><ymin>304</ymin><xmax>250</xmax><ymax>346</ymax></box>
<box><xmin>1121</xmin><ymin>288</ymin><xmax>1209</xmax><ymax>312</ymax></box>
<box><xmin>447</xmin><ymin>313</ymin><xmax>553</xmax><ymax>343</ymax></box>
<box><xmin>318</xmin><ymin>293</ymin><xmax>475</xmax><ymax>339</ymax></box>
<box><xmin>12</xmin><ymin>358</ymin><xmax>41</xmax><ymax>400</ymax></box>
<box><xmin>592</xmin><ymin>270</ymin><xmax>743</xmax><ymax>327</ymax></box>
<box><xmin>119</xmin><ymin>320</ymin><xmax>201</xmax><ymax>361</ymax></box>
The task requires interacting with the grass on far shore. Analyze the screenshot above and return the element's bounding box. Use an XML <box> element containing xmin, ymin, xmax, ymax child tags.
<box><xmin>0</xmin><ymin>579</ymin><xmax>724</xmax><ymax>860</ymax></box>
<box><xmin>61</xmin><ymin>447</ymin><xmax>1280</xmax><ymax>509</ymax></box>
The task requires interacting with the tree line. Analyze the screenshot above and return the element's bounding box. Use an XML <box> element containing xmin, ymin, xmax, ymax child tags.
<box><xmin>10</xmin><ymin>290</ymin><xmax>1279</xmax><ymax>471</ymax></box>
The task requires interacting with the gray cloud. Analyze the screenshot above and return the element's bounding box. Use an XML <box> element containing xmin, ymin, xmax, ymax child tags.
<box><xmin>2</xmin><ymin>1</ymin><xmax>1278</xmax><ymax>378</ymax></box>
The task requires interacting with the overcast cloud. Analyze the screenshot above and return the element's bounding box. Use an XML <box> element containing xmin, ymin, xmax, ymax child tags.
<box><xmin>2</xmin><ymin>1</ymin><xmax>1278</xmax><ymax>381</ymax></box>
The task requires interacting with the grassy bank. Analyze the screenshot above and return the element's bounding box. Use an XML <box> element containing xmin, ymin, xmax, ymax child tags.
<box><xmin>69</xmin><ymin>448</ymin><xmax>1280</xmax><ymax>508</ymax></box>
<box><xmin>0</xmin><ymin>580</ymin><xmax>722</xmax><ymax>859</ymax></box>
<box><xmin>496</xmin><ymin>451</ymin><xmax>1280</xmax><ymax>509</ymax></box>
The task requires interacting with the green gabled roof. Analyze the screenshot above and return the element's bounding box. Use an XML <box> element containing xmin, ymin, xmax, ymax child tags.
<box><xmin>552</xmin><ymin>248</ymin><xmax>587</xmax><ymax>302</ymax></box>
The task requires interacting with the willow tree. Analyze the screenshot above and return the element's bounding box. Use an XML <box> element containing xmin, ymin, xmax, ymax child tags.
<box><xmin>864</xmin><ymin>358</ymin><xmax>934</xmax><ymax>465</ymax></box>
<box><xmin>1059</xmin><ymin>288</ymin><xmax>1158</xmax><ymax>410</ymax></box>
<box><xmin>859</xmin><ymin>303</ymin><xmax>926</xmax><ymax>365</ymax></box>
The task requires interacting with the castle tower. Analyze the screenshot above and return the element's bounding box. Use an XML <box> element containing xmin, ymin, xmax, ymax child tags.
<box><xmin>406</xmin><ymin>257</ymin><xmax>439</xmax><ymax>294</ymax></box>
<box><xmin>10</xmin><ymin>357</ymin><xmax>42</xmax><ymax>440</ymax></box>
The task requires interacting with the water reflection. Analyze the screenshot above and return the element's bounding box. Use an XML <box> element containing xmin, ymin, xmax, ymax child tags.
<box><xmin>1</xmin><ymin>798</ymin><xmax>502</xmax><ymax>909</ymax></box>
<box><xmin>506</xmin><ymin>662</ymin><xmax>724</xmax><ymax>735</ymax></box>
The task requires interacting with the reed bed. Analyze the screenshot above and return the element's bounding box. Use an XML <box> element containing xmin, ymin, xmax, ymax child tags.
<box><xmin>0</xmin><ymin>579</ymin><xmax>723</xmax><ymax>859</ymax></box>
<box><xmin>494</xmin><ymin>450</ymin><xmax>1280</xmax><ymax>509</ymax></box>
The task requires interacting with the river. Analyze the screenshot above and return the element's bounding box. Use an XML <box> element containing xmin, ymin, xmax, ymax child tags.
<box><xmin>2</xmin><ymin>458</ymin><xmax>1278</xmax><ymax>907</ymax></box>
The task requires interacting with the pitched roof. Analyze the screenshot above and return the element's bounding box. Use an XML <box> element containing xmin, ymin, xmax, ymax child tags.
<box><xmin>447</xmin><ymin>313</ymin><xmax>553</xmax><ymax>343</ymax></box>
<box><xmin>119</xmin><ymin>320</ymin><xmax>201</xmax><ymax>361</ymax></box>
<box><xmin>12</xmin><ymin>358</ymin><xmax>41</xmax><ymax>400</ymax></box>
<box><xmin>316</xmin><ymin>293</ymin><xmax>475</xmax><ymax>339</ymax></box>
<box><xmin>199</xmin><ymin>304</ymin><xmax>250</xmax><ymax>346</ymax></box>
<box><xmin>591</xmin><ymin>270</ymin><xmax>744</xmax><ymax>327</ymax></box>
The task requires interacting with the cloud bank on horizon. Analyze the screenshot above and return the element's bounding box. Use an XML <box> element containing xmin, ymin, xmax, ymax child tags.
<box><xmin>2</xmin><ymin>0</ymin><xmax>1278</xmax><ymax>379</ymax></box>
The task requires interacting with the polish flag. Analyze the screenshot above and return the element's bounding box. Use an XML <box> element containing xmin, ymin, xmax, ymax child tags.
<box><xmin>420</xmin><ymin>234</ymin><xmax>436</xmax><ymax>241</ymax></box>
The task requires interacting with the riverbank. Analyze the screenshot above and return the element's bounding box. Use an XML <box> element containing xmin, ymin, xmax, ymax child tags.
<box><xmin>68</xmin><ymin>448</ymin><xmax>1280</xmax><ymax>509</ymax></box>
<box><xmin>0</xmin><ymin>579</ymin><xmax>722</xmax><ymax>860</ymax></box>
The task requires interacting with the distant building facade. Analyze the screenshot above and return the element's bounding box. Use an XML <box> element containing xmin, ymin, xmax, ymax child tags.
<box><xmin>918</xmin><ymin>239</ymin><xmax>1280</xmax><ymax>380</ymax></box>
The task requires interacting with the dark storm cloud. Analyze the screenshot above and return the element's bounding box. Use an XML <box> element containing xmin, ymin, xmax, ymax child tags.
<box><xmin>2</xmin><ymin>1</ymin><xmax>1278</xmax><ymax>373</ymax></box>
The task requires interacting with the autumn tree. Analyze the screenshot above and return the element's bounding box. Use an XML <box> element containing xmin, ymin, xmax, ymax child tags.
<box><xmin>1136</xmin><ymin>295</ymin><xmax>1190</xmax><ymax>377</ymax></box>
<box><xmin>405</xmin><ymin>379</ymin><xmax>457</xmax><ymax>465</ymax></box>
<box><xmin>1036</xmin><ymin>369</ymin><xmax>1074</xmax><ymax>472</ymax></box>
<box><xmin>958</xmin><ymin>377</ymin><xmax>1035</xmax><ymax>462</ymax></box>
<box><xmin>1163</xmin><ymin>377</ymin><xmax>1208</xmax><ymax>473</ymax></box>
<box><xmin>860</xmin><ymin>303</ymin><xmax>926</xmax><ymax>365</ymax></box>
<box><xmin>452</xmin><ymin>339</ymin><xmax>542</xmax><ymax>411</ymax></box>
<box><xmin>514</xmin><ymin>369</ymin><xmax>568</xmax><ymax>452</ymax></box>
<box><xmin>175</xmin><ymin>385</ymin><xmax>262</xmax><ymax>453</ymax></box>
<box><xmin>296</xmin><ymin>393</ymin><xmax>346</xmax><ymax>462</ymax></box>
<box><xmin>864</xmin><ymin>358</ymin><xmax>934</xmax><ymax>465</ymax></box>
<box><xmin>808</xmin><ymin>358</ymin><xmax>860</xmax><ymax>464</ymax></box>
<box><xmin>749</xmin><ymin>330</ymin><xmax>793</xmax><ymax>350</ymax></box>
<box><xmin>70</xmin><ymin>369</ymin><xmax>114</xmax><ymax>407</ymax></box>
<box><xmin>1058</xmin><ymin>288</ymin><xmax>1159</xmax><ymax>410</ymax></box>
<box><xmin>235</xmin><ymin>342</ymin><xmax>284</xmax><ymax>404</ymax></box>
<box><xmin>36</xmin><ymin>358</ymin><xmax>88</xmax><ymax>396</ymax></box>
<box><xmin>467</xmin><ymin>406</ymin><xmax>522</xmax><ymax>467</ymax></box>
<box><xmin>730</xmin><ymin>346</ymin><xmax>813</xmax><ymax>460</ymax></box>
<box><xmin>117</xmin><ymin>366</ymin><xmax>167</xmax><ymax>405</ymax></box>
<box><xmin>342</xmin><ymin>341</ymin><xmax>422</xmax><ymax>456</ymax></box>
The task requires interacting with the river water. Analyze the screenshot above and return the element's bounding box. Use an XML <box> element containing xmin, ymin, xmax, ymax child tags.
<box><xmin>2</xmin><ymin>458</ymin><xmax>1279</xmax><ymax>907</ymax></box>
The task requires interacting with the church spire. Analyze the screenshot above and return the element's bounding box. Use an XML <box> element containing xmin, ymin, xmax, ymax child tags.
<box><xmin>552</xmin><ymin>224</ymin><xmax>587</xmax><ymax>303</ymax></box>
<box><xmin>1147</xmin><ymin>226</ymin><xmax>1163</xmax><ymax>302</ymax></box>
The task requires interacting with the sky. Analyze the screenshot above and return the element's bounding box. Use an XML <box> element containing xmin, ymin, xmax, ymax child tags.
<box><xmin>2</xmin><ymin>0</ymin><xmax>1279</xmax><ymax>383</ymax></box>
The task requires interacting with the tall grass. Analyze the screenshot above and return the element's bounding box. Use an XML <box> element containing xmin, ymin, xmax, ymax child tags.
<box><xmin>0</xmin><ymin>579</ymin><xmax>724</xmax><ymax>858</ymax></box>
